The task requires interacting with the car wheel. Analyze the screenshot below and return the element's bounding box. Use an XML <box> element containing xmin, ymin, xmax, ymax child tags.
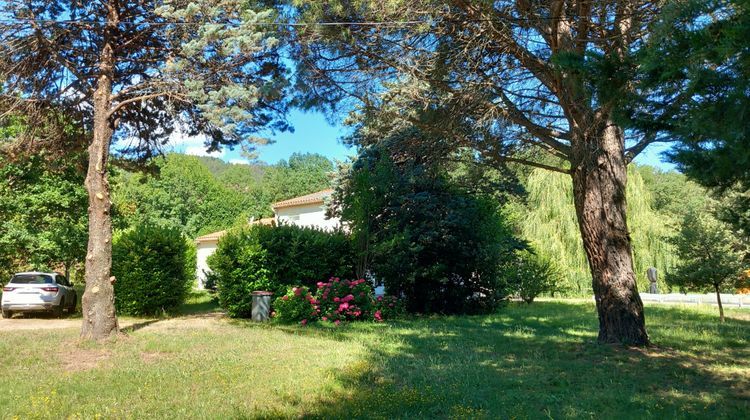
<box><xmin>1</xmin><ymin>310</ymin><xmax>11</xmax><ymax>319</ymax></box>
<box><xmin>52</xmin><ymin>304</ymin><xmax>63</xmax><ymax>318</ymax></box>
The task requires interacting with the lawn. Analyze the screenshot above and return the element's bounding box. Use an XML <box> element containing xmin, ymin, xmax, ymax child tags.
<box><xmin>0</xmin><ymin>296</ymin><xmax>747</xmax><ymax>419</ymax></box>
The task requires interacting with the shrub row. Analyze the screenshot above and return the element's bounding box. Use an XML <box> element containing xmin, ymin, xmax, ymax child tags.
<box><xmin>208</xmin><ymin>224</ymin><xmax>356</xmax><ymax>317</ymax></box>
<box><xmin>209</xmin><ymin>222</ymin><xmax>563</xmax><ymax>318</ymax></box>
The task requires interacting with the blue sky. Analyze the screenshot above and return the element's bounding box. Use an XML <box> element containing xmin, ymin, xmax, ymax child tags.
<box><xmin>170</xmin><ymin>110</ymin><xmax>677</xmax><ymax>172</ymax></box>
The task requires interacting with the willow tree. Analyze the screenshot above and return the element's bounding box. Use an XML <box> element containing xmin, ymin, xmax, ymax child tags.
<box><xmin>0</xmin><ymin>0</ymin><xmax>291</xmax><ymax>340</ymax></box>
<box><xmin>519</xmin><ymin>167</ymin><xmax>677</xmax><ymax>295</ymax></box>
<box><xmin>293</xmin><ymin>1</ymin><xmax>665</xmax><ymax>344</ymax></box>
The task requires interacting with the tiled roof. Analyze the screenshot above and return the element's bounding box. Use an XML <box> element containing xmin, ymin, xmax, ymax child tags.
<box><xmin>272</xmin><ymin>189</ymin><xmax>333</xmax><ymax>209</ymax></box>
<box><xmin>195</xmin><ymin>230</ymin><xmax>226</xmax><ymax>244</ymax></box>
<box><xmin>195</xmin><ymin>217</ymin><xmax>275</xmax><ymax>244</ymax></box>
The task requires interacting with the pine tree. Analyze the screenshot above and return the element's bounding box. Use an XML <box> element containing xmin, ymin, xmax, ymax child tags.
<box><xmin>0</xmin><ymin>0</ymin><xmax>291</xmax><ymax>340</ymax></box>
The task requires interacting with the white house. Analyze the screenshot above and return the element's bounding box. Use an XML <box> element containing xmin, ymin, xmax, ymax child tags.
<box><xmin>194</xmin><ymin>189</ymin><xmax>340</xmax><ymax>288</ymax></box>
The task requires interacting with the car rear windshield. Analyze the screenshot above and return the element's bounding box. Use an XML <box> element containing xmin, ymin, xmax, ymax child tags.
<box><xmin>10</xmin><ymin>274</ymin><xmax>54</xmax><ymax>284</ymax></box>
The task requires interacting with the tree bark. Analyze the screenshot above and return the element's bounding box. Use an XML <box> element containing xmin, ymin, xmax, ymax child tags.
<box><xmin>571</xmin><ymin>119</ymin><xmax>649</xmax><ymax>346</ymax></box>
<box><xmin>80</xmin><ymin>4</ymin><xmax>119</xmax><ymax>340</ymax></box>
<box><xmin>714</xmin><ymin>284</ymin><xmax>724</xmax><ymax>323</ymax></box>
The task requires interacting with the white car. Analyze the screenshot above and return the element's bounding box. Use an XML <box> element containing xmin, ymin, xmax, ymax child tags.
<box><xmin>1</xmin><ymin>272</ymin><xmax>77</xmax><ymax>318</ymax></box>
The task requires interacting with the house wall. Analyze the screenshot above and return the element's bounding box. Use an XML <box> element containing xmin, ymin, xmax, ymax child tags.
<box><xmin>275</xmin><ymin>203</ymin><xmax>341</xmax><ymax>230</ymax></box>
<box><xmin>196</xmin><ymin>241</ymin><xmax>218</xmax><ymax>289</ymax></box>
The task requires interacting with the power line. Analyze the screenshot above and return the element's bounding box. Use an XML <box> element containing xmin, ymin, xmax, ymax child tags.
<box><xmin>0</xmin><ymin>12</ymin><xmax>651</xmax><ymax>28</ymax></box>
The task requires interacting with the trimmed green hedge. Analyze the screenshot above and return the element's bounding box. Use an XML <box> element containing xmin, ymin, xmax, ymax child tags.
<box><xmin>208</xmin><ymin>224</ymin><xmax>355</xmax><ymax>317</ymax></box>
<box><xmin>112</xmin><ymin>225</ymin><xmax>195</xmax><ymax>315</ymax></box>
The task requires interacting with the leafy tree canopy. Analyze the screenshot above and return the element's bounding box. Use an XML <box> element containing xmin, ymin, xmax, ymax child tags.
<box><xmin>624</xmin><ymin>0</ymin><xmax>750</xmax><ymax>190</ymax></box>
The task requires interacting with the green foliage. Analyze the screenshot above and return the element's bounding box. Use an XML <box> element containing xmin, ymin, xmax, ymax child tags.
<box><xmin>113</xmin><ymin>153</ymin><xmax>335</xmax><ymax>239</ymax></box>
<box><xmin>0</xmin><ymin>152</ymin><xmax>88</xmax><ymax>280</ymax></box>
<box><xmin>716</xmin><ymin>186</ymin><xmax>750</xmax><ymax>246</ymax></box>
<box><xmin>251</xmin><ymin>224</ymin><xmax>355</xmax><ymax>289</ymax></box>
<box><xmin>625</xmin><ymin>0</ymin><xmax>750</xmax><ymax>190</ymax></box>
<box><xmin>515</xmin><ymin>166</ymin><xmax>679</xmax><ymax>295</ymax></box>
<box><xmin>208</xmin><ymin>224</ymin><xmax>354</xmax><ymax>318</ymax></box>
<box><xmin>260</xmin><ymin>153</ymin><xmax>334</xmax><ymax>204</ymax></box>
<box><xmin>336</xmin><ymin>144</ymin><xmax>522</xmax><ymax>314</ymax></box>
<box><xmin>113</xmin><ymin>154</ymin><xmax>248</xmax><ymax>237</ymax></box>
<box><xmin>634</xmin><ymin>165</ymin><xmax>708</xmax><ymax>218</ymax></box>
<box><xmin>112</xmin><ymin>225</ymin><xmax>195</xmax><ymax>315</ymax></box>
<box><xmin>666</xmin><ymin>213</ymin><xmax>746</xmax><ymax>293</ymax></box>
<box><xmin>207</xmin><ymin>229</ymin><xmax>272</xmax><ymax>318</ymax></box>
<box><xmin>503</xmin><ymin>249</ymin><xmax>562</xmax><ymax>304</ymax></box>
<box><xmin>273</xmin><ymin>286</ymin><xmax>318</xmax><ymax>324</ymax></box>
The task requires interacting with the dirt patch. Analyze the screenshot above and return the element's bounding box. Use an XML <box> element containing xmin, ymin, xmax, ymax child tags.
<box><xmin>60</xmin><ymin>347</ymin><xmax>112</xmax><ymax>372</ymax></box>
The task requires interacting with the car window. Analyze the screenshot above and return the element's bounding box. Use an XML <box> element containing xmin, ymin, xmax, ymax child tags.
<box><xmin>10</xmin><ymin>274</ymin><xmax>54</xmax><ymax>284</ymax></box>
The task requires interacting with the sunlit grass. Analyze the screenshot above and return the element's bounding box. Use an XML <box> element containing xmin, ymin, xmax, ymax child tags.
<box><xmin>0</xmin><ymin>299</ymin><xmax>747</xmax><ymax>418</ymax></box>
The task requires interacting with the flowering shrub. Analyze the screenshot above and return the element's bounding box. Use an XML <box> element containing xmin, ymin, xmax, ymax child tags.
<box><xmin>315</xmin><ymin>278</ymin><xmax>374</xmax><ymax>323</ymax></box>
<box><xmin>272</xmin><ymin>278</ymin><xmax>406</xmax><ymax>325</ymax></box>
<box><xmin>372</xmin><ymin>295</ymin><xmax>406</xmax><ymax>321</ymax></box>
<box><xmin>272</xmin><ymin>286</ymin><xmax>319</xmax><ymax>324</ymax></box>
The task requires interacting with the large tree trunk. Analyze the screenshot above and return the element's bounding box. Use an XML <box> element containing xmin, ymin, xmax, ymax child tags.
<box><xmin>571</xmin><ymin>120</ymin><xmax>649</xmax><ymax>346</ymax></box>
<box><xmin>81</xmin><ymin>5</ymin><xmax>119</xmax><ymax>340</ymax></box>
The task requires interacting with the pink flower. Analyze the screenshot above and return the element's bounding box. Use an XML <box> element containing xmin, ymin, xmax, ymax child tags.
<box><xmin>282</xmin><ymin>295</ymin><xmax>289</xmax><ymax>301</ymax></box>
<box><xmin>317</xmin><ymin>282</ymin><xmax>324</xmax><ymax>288</ymax></box>
<box><xmin>322</xmin><ymin>316</ymin><xmax>328</xmax><ymax>321</ymax></box>
<box><xmin>334</xmin><ymin>297</ymin><xmax>340</xmax><ymax>302</ymax></box>
<box><xmin>334</xmin><ymin>320</ymin><xmax>340</xmax><ymax>326</ymax></box>
<box><xmin>339</xmin><ymin>302</ymin><xmax>350</xmax><ymax>311</ymax></box>
<box><xmin>300</xmin><ymin>319</ymin><xmax>307</xmax><ymax>326</ymax></box>
<box><xmin>374</xmin><ymin>310</ymin><xmax>383</xmax><ymax>322</ymax></box>
<box><xmin>377</xmin><ymin>296</ymin><xmax>383</xmax><ymax>302</ymax></box>
<box><xmin>293</xmin><ymin>287</ymin><xmax>302</xmax><ymax>296</ymax></box>
<box><xmin>389</xmin><ymin>303</ymin><xmax>394</xmax><ymax>307</ymax></box>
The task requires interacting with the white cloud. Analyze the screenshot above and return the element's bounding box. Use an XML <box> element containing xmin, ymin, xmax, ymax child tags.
<box><xmin>229</xmin><ymin>159</ymin><xmax>250</xmax><ymax>165</ymax></box>
<box><xmin>168</xmin><ymin>130</ymin><xmax>205</xmax><ymax>148</ymax></box>
<box><xmin>185</xmin><ymin>145</ymin><xmax>225</xmax><ymax>158</ymax></box>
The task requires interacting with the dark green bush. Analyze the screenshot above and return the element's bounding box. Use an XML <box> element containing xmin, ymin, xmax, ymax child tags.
<box><xmin>112</xmin><ymin>224</ymin><xmax>195</xmax><ymax>315</ymax></box>
<box><xmin>208</xmin><ymin>224</ymin><xmax>355</xmax><ymax>317</ymax></box>
<box><xmin>336</xmin><ymin>144</ymin><xmax>523</xmax><ymax>314</ymax></box>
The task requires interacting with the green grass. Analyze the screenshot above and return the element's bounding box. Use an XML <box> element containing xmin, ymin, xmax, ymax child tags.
<box><xmin>0</xmin><ymin>300</ymin><xmax>747</xmax><ymax>419</ymax></box>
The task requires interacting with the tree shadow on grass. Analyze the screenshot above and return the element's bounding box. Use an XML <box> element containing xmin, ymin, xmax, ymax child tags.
<box><xmin>272</xmin><ymin>301</ymin><xmax>750</xmax><ymax>419</ymax></box>
<box><xmin>120</xmin><ymin>319</ymin><xmax>160</xmax><ymax>333</ymax></box>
